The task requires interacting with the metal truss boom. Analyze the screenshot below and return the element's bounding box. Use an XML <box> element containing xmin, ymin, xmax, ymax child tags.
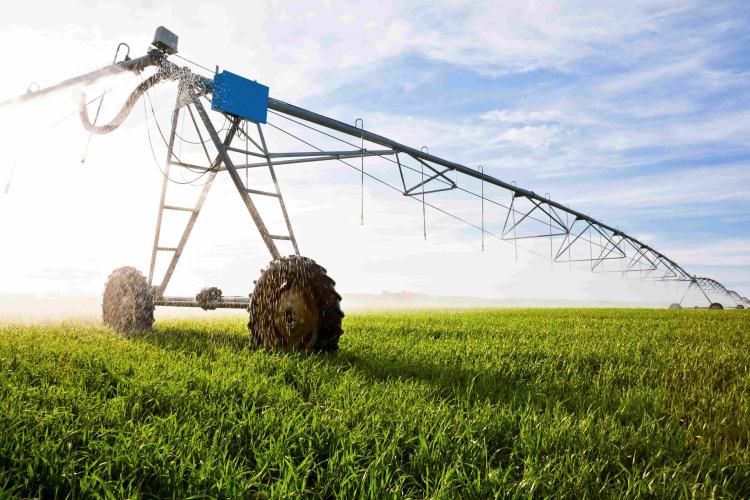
<box><xmin>3</xmin><ymin>36</ymin><xmax>746</xmax><ymax>308</ymax></box>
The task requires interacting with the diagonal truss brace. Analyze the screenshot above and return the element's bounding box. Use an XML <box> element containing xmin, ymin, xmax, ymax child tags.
<box><xmin>149</xmin><ymin>86</ymin><xmax>304</xmax><ymax>296</ymax></box>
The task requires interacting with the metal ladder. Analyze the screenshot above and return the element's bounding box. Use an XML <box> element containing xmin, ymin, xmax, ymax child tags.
<box><xmin>237</xmin><ymin>122</ymin><xmax>299</xmax><ymax>255</ymax></box>
<box><xmin>148</xmin><ymin>92</ymin><xmax>299</xmax><ymax>297</ymax></box>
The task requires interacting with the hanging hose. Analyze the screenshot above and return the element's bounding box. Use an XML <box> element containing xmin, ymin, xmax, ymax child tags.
<box><xmin>78</xmin><ymin>72</ymin><xmax>164</xmax><ymax>134</ymax></box>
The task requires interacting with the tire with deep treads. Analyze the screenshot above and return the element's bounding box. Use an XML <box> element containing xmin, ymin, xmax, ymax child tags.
<box><xmin>249</xmin><ymin>256</ymin><xmax>343</xmax><ymax>351</ymax></box>
<box><xmin>709</xmin><ymin>302</ymin><xmax>724</xmax><ymax>310</ymax></box>
<box><xmin>102</xmin><ymin>267</ymin><xmax>155</xmax><ymax>332</ymax></box>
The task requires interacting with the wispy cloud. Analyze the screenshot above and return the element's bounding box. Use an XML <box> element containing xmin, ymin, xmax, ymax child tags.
<box><xmin>668</xmin><ymin>238</ymin><xmax>750</xmax><ymax>267</ymax></box>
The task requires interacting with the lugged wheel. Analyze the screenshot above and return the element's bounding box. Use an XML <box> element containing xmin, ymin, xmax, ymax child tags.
<box><xmin>709</xmin><ymin>302</ymin><xmax>724</xmax><ymax>310</ymax></box>
<box><xmin>249</xmin><ymin>255</ymin><xmax>343</xmax><ymax>351</ymax></box>
<box><xmin>669</xmin><ymin>303</ymin><xmax>682</xmax><ymax>310</ymax></box>
<box><xmin>737</xmin><ymin>305</ymin><xmax>745</xmax><ymax>310</ymax></box>
<box><xmin>102</xmin><ymin>266</ymin><xmax>155</xmax><ymax>332</ymax></box>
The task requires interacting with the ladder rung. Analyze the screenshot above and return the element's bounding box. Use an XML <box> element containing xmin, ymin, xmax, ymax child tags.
<box><xmin>157</xmin><ymin>246</ymin><xmax>178</xmax><ymax>251</ymax></box>
<box><xmin>269</xmin><ymin>235</ymin><xmax>291</xmax><ymax>241</ymax></box>
<box><xmin>227</xmin><ymin>146</ymin><xmax>265</xmax><ymax>157</ymax></box>
<box><xmin>163</xmin><ymin>205</ymin><xmax>195</xmax><ymax>212</ymax></box>
<box><xmin>246</xmin><ymin>188</ymin><xmax>280</xmax><ymax>198</ymax></box>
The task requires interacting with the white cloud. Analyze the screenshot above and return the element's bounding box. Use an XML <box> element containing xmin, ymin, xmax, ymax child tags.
<box><xmin>667</xmin><ymin>239</ymin><xmax>750</xmax><ymax>267</ymax></box>
<box><xmin>480</xmin><ymin>110</ymin><xmax>562</xmax><ymax>124</ymax></box>
<box><xmin>597</xmin><ymin>54</ymin><xmax>706</xmax><ymax>95</ymax></box>
<box><xmin>496</xmin><ymin>125</ymin><xmax>559</xmax><ymax>150</ymax></box>
<box><xmin>563</xmin><ymin>164</ymin><xmax>750</xmax><ymax>209</ymax></box>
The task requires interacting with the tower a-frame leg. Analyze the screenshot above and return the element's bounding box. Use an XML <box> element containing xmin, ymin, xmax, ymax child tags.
<box><xmin>255</xmin><ymin>123</ymin><xmax>300</xmax><ymax>256</ymax></box>
<box><xmin>191</xmin><ymin>95</ymin><xmax>281</xmax><ymax>260</ymax></box>
<box><xmin>679</xmin><ymin>278</ymin><xmax>714</xmax><ymax>307</ymax></box>
<box><xmin>146</xmin><ymin>87</ymin><xmax>302</xmax><ymax>301</ymax></box>
<box><xmin>147</xmin><ymin>94</ymin><xmax>239</xmax><ymax>297</ymax></box>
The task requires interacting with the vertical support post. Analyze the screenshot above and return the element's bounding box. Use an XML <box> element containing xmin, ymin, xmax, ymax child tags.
<box><xmin>511</xmin><ymin>181</ymin><xmax>518</xmax><ymax>261</ymax></box>
<box><xmin>396</xmin><ymin>152</ymin><xmax>407</xmax><ymax>192</ymax></box>
<box><xmin>620</xmin><ymin>233</ymin><xmax>625</xmax><ymax>277</ymax></box>
<box><xmin>566</xmin><ymin>207</ymin><xmax>571</xmax><ymax>270</ymax></box>
<box><xmin>638</xmin><ymin>236</ymin><xmax>644</xmax><ymax>283</ymax></box>
<box><xmin>678</xmin><ymin>280</ymin><xmax>693</xmax><ymax>305</ymax></box>
<box><xmin>244</xmin><ymin>121</ymin><xmax>249</xmax><ymax>188</ymax></box>
<box><xmin>694</xmin><ymin>279</ymin><xmax>713</xmax><ymax>306</ymax></box>
<box><xmin>356</xmin><ymin>118</ymin><xmax>364</xmax><ymax>226</ymax></box>
<box><xmin>546</xmin><ymin>193</ymin><xmax>552</xmax><ymax>267</ymax></box>
<box><xmin>479</xmin><ymin>165</ymin><xmax>484</xmax><ymax>252</ymax></box>
<box><xmin>420</xmin><ymin>146</ymin><xmax>428</xmax><ymax>240</ymax></box>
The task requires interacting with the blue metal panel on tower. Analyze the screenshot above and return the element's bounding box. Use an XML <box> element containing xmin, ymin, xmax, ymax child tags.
<box><xmin>211</xmin><ymin>70</ymin><xmax>269</xmax><ymax>123</ymax></box>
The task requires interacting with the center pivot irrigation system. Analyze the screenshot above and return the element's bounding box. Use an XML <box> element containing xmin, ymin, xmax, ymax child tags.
<box><xmin>2</xmin><ymin>28</ymin><xmax>747</xmax><ymax>349</ymax></box>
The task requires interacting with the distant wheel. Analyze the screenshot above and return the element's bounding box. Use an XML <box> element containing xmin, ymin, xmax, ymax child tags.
<box><xmin>737</xmin><ymin>305</ymin><xmax>745</xmax><ymax>310</ymax></box>
<box><xmin>669</xmin><ymin>303</ymin><xmax>682</xmax><ymax>310</ymax></box>
<box><xmin>102</xmin><ymin>266</ymin><xmax>155</xmax><ymax>332</ymax></box>
<box><xmin>249</xmin><ymin>255</ymin><xmax>343</xmax><ymax>351</ymax></box>
<box><xmin>709</xmin><ymin>302</ymin><xmax>724</xmax><ymax>310</ymax></box>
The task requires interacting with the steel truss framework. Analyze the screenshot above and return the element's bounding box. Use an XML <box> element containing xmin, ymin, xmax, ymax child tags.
<box><xmin>4</xmin><ymin>43</ymin><xmax>748</xmax><ymax>310</ymax></box>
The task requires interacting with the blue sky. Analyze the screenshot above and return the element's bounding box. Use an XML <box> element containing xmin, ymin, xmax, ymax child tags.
<box><xmin>294</xmin><ymin>1</ymin><xmax>750</xmax><ymax>295</ymax></box>
<box><xmin>0</xmin><ymin>0</ymin><xmax>748</xmax><ymax>302</ymax></box>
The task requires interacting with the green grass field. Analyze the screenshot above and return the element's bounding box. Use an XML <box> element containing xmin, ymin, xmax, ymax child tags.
<box><xmin>1</xmin><ymin>309</ymin><xmax>749</xmax><ymax>498</ymax></box>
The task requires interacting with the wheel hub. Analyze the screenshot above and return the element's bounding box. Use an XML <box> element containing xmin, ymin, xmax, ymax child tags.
<box><xmin>273</xmin><ymin>282</ymin><xmax>319</xmax><ymax>349</ymax></box>
<box><xmin>249</xmin><ymin>255</ymin><xmax>343</xmax><ymax>351</ymax></box>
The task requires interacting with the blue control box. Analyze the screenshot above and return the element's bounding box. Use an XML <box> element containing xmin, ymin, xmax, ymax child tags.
<box><xmin>211</xmin><ymin>70</ymin><xmax>269</xmax><ymax>123</ymax></box>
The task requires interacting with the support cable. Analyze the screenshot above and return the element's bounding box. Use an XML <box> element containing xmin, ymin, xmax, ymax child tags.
<box><xmin>172</xmin><ymin>53</ymin><xmax>215</xmax><ymax>75</ymax></box>
<box><xmin>142</xmin><ymin>94</ymin><xmax>216</xmax><ymax>186</ymax></box>
<box><xmin>81</xmin><ymin>42</ymin><xmax>130</xmax><ymax>163</ymax></box>
<box><xmin>547</xmin><ymin>192</ymin><xmax>552</xmax><ymax>267</ymax></box>
<box><xmin>269</xmin><ymin>109</ymin><xmax>573</xmax><ymax>234</ymax></box>
<box><xmin>271</xmin><ymin>108</ymin><xmax>638</xmax><ymax>260</ymax></box>
<box><xmin>174</xmin><ymin>116</ymin><xmax>227</xmax><ymax>144</ymax></box>
<box><xmin>511</xmin><ymin>182</ymin><xmax>518</xmax><ymax>261</ymax></box>
<box><xmin>144</xmin><ymin>88</ymin><xmax>234</xmax><ymax>186</ymax></box>
<box><xmin>245</xmin><ymin>120</ymin><xmax>249</xmax><ymax>189</ymax></box>
<box><xmin>479</xmin><ymin>165</ymin><xmax>484</xmax><ymax>252</ymax></box>
<box><xmin>4</xmin><ymin>82</ymin><xmax>129</xmax><ymax>195</ymax></box>
<box><xmin>265</xmin><ymin>120</ymin><xmax>551</xmax><ymax>261</ymax></box>
<box><xmin>356</xmin><ymin>118</ymin><xmax>364</xmax><ymax>225</ymax></box>
<box><xmin>420</xmin><ymin>146</ymin><xmax>428</xmax><ymax>240</ymax></box>
<box><xmin>202</xmin><ymin>106</ymin><xmax>663</xmax><ymax>270</ymax></box>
